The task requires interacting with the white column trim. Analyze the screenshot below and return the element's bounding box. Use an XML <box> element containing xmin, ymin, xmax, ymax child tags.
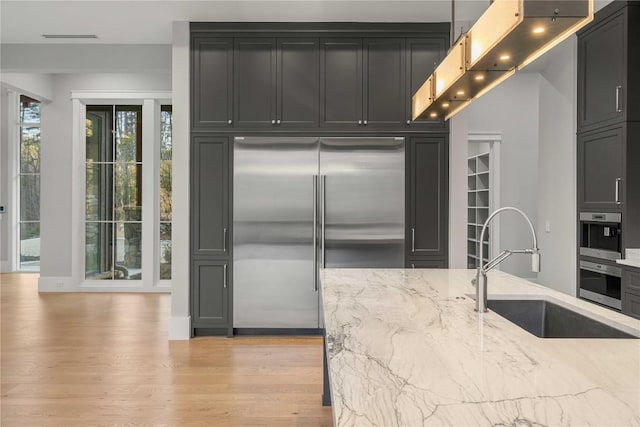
<box><xmin>142</xmin><ymin>99</ymin><xmax>159</xmax><ymax>289</ymax></box>
<box><xmin>71</xmin><ymin>99</ymin><xmax>84</xmax><ymax>286</ymax></box>
<box><xmin>169</xmin><ymin>316</ymin><xmax>191</xmax><ymax>340</ymax></box>
<box><xmin>7</xmin><ymin>91</ymin><xmax>18</xmax><ymax>272</ymax></box>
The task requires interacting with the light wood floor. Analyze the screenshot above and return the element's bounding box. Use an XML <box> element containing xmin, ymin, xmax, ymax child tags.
<box><xmin>1</xmin><ymin>273</ymin><xmax>333</xmax><ymax>427</ymax></box>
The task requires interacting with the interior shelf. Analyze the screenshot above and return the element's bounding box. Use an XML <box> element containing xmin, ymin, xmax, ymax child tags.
<box><xmin>467</xmin><ymin>152</ymin><xmax>491</xmax><ymax>268</ymax></box>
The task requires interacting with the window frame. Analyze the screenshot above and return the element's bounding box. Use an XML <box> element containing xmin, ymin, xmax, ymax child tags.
<box><xmin>16</xmin><ymin>95</ymin><xmax>42</xmax><ymax>272</ymax></box>
<box><xmin>70</xmin><ymin>92</ymin><xmax>172</xmax><ymax>292</ymax></box>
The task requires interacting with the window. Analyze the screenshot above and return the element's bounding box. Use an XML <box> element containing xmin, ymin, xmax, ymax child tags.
<box><xmin>160</xmin><ymin>106</ymin><xmax>172</xmax><ymax>280</ymax></box>
<box><xmin>85</xmin><ymin>105</ymin><xmax>142</xmax><ymax>280</ymax></box>
<box><xmin>19</xmin><ymin>95</ymin><xmax>41</xmax><ymax>271</ymax></box>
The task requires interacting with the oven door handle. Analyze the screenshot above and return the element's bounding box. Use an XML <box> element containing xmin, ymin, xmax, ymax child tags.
<box><xmin>580</xmin><ymin>261</ymin><xmax>622</xmax><ymax>278</ymax></box>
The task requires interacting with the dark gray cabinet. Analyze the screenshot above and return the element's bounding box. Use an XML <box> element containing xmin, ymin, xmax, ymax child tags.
<box><xmin>577</xmin><ymin>1</ymin><xmax>640</xmax><ymax>133</ymax></box>
<box><xmin>321</xmin><ymin>38</ymin><xmax>408</xmax><ymax>128</ymax></box>
<box><xmin>406</xmin><ymin>136</ymin><xmax>449</xmax><ymax>263</ymax></box>
<box><xmin>407</xmin><ymin>259</ymin><xmax>447</xmax><ymax>268</ymax></box>
<box><xmin>363</xmin><ymin>38</ymin><xmax>405</xmax><ymax>127</ymax></box>
<box><xmin>191</xmin><ymin>37</ymin><xmax>233</xmax><ymax>129</ymax></box>
<box><xmin>622</xmin><ymin>266</ymin><xmax>640</xmax><ymax>319</ymax></box>
<box><xmin>234</xmin><ymin>38</ymin><xmax>277</xmax><ymax>127</ymax></box>
<box><xmin>192</xmin><ymin>260</ymin><xmax>230</xmax><ymax>327</ymax></box>
<box><xmin>578</xmin><ymin>126</ymin><xmax>623</xmax><ymax>210</ymax></box>
<box><xmin>405</xmin><ymin>38</ymin><xmax>447</xmax><ymax>128</ymax></box>
<box><xmin>277</xmin><ymin>39</ymin><xmax>320</xmax><ymax>127</ymax></box>
<box><xmin>192</xmin><ymin>136</ymin><xmax>230</xmax><ymax>256</ymax></box>
<box><xmin>320</xmin><ymin>38</ymin><xmax>363</xmax><ymax>127</ymax></box>
<box><xmin>234</xmin><ymin>38</ymin><xmax>320</xmax><ymax>128</ymax></box>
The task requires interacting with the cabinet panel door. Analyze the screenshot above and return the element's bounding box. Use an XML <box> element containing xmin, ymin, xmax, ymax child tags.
<box><xmin>192</xmin><ymin>37</ymin><xmax>233</xmax><ymax>129</ymax></box>
<box><xmin>406</xmin><ymin>38</ymin><xmax>447</xmax><ymax>128</ymax></box>
<box><xmin>192</xmin><ymin>137</ymin><xmax>230</xmax><ymax>256</ymax></box>
<box><xmin>278</xmin><ymin>38</ymin><xmax>320</xmax><ymax>127</ymax></box>
<box><xmin>578</xmin><ymin>127</ymin><xmax>623</xmax><ymax>210</ymax></box>
<box><xmin>234</xmin><ymin>38</ymin><xmax>277</xmax><ymax>127</ymax></box>
<box><xmin>407</xmin><ymin>136</ymin><xmax>449</xmax><ymax>258</ymax></box>
<box><xmin>578</xmin><ymin>12</ymin><xmax>625</xmax><ymax>131</ymax></box>
<box><xmin>320</xmin><ymin>38</ymin><xmax>363</xmax><ymax>127</ymax></box>
<box><xmin>363</xmin><ymin>38</ymin><xmax>405</xmax><ymax>127</ymax></box>
<box><xmin>192</xmin><ymin>260</ymin><xmax>229</xmax><ymax>327</ymax></box>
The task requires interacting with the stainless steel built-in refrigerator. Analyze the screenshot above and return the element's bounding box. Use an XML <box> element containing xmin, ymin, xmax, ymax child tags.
<box><xmin>233</xmin><ymin>137</ymin><xmax>404</xmax><ymax>328</ymax></box>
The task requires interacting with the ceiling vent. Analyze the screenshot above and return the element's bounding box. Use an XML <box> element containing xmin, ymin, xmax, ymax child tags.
<box><xmin>41</xmin><ymin>34</ymin><xmax>98</xmax><ymax>39</ymax></box>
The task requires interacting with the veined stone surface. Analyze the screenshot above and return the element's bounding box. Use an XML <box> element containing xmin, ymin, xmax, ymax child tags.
<box><xmin>320</xmin><ymin>268</ymin><xmax>640</xmax><ymax>427</ymax></box>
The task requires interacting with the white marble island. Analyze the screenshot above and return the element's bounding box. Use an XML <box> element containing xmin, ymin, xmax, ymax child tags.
<box><xmin>320</xmin><ymin>268</ymin><xmax>640</xmax><ymax>426</ymax></box>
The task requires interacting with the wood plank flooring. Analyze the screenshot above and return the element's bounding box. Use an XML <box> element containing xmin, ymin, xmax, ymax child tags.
<box><xmin>0</xmin><ymin>274</ymin><xmax>333</xmax><ymax>426</ymax></box>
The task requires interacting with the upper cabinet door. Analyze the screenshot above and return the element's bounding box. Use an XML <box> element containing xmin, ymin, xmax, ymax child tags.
<box><xmin>578</xmin><ymin>11</ymin><xmax>626</xmax><ymax>132</ymax></box>
<box><xmin>277</xmin><ymin>38</ymin><xmax>320</xmax><ymax>128</ymax></box>
<box><xmin>407</xmin><ymin>136</ymin><xmax>449</xmax><ymax>258</ymax></box>
<box><xmin>406</xmin><ymin>38</ymin><xmax>447</xmax><ymax>128</ymax></box>
<box><xmin>578</xmin><ymin>126</ymin><xmax>624</xmax><ymax>211</ymax></box>
<box><xmin>363</xmin><ymin>38</ymin><xmax>405</xmax><ymax>128</ymax></box>
<box><xmin>191</xmin><ymin>37</ymin><xmax>233</xmax><ymax>129</ymax></box>
<box><xmin>320</xmin><ymin>38</ymin><xmax>363</xmax><ymax>127</ymax></box>
<box><xmin>192</xmin><ymin>136</ymin><xmax>230</xmax><ymax>257</ymax></box>
<box><xmin>234</xmin><ymin>38</ymin><xmax>277</xmax><ymax>127</ymax></box>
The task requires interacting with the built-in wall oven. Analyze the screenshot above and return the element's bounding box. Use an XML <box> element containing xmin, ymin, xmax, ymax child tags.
<box><xmin>579</xmin><ymin>212</ymin><xmax>622</xmax><ymax>261</ymax></box>
<box><xmin>578</xmin><ymin>212</ymin><xmax>622</xmax><ymax>310</ymax></box>
<box><xmin>579</xmin><ymin>260</ymin><xmax>622</xmax><ymax>310</ymax></box>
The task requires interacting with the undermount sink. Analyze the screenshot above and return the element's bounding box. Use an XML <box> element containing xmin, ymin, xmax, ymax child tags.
<box><xmin>487</xmin><ymin>299</ymin><xmax>638</xmax><ymax>339</ymax></box>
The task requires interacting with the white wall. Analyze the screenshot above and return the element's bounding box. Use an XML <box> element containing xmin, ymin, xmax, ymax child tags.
<box><xmin>449</xmin><ymin>110</ymin><xmax>469</xmax><ymax>268</ymax></box>
<box><xmin>464</xmin><ymin>73</ymin><xmax>541</xmax><ymax>279</ymax></box>
<box><xmin>1</xmin><ymin>73</ymin><xmax>54</xmax><ymax>101</ymax></box>
<box><xmin>536</xmin><ymin>37</ymin><xmax>578</xmax><ymax>295</ymax></box>
<box><xmin>170</xmin><ymin>22</ymin><xmax>191</xmax><ymax>340</ymax></box>
<box><xmin>1</xmin><ymin>45</ymin><xmax>171</xmax><ymax>74</ymax></box>
<box><xmin>39</xmin><ymin>73</ymin><xmax>171</xmax><ymax>281</ymax></box>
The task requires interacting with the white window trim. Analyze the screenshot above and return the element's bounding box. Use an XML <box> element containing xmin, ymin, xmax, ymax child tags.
<box><xmin>468</xmin><ymin>132</ymin><xmax>502</xmax><ymax>263</ymax></box>
<box><xmin>16</xmin><ymin>98</ymin><xmax>42</xmax><ymax>272</ymax></box>
<box><xmin>71</xmin><ymin>91</ymin><xmax>172</xmax><ymax>292</ymax></box>
<box><xmin>7</xmin><ymin>91</ymin><xmax>19</xmax><ymax>272</ymax></box>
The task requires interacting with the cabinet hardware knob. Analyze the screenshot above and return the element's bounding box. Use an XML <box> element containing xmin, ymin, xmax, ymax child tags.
<box><xmin>363</xmin><ymin>120</ymin><xmax>368</xmax><ymax>125</ymax></box>
<box><xmin>406</xmin><ymin>119</ymin><xmax>411</xmax><ymax>125</ymax></box>
<box><xmin>357</xmin><ymin>120</ymin><xmax>362</xmax><ymax>125</ymax></box>
<box><xmin>271</xmin><ymin>119</ymin><xmax>276</xmax><ymax>125</ymax></box>
<box><xmin>277</xmin><ymin>119</ymin><xmax>281</xmax><ymax>125</ymax></box>
<box><xmin>228</xmin><ymin>119</ymin><xmax>232</xmax><ymax>125</ymax></box>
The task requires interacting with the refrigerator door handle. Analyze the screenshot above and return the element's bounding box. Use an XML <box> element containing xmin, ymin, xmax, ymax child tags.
<box><xmin>313</xmin><ymin>175</ymin><xmax>318</xmax><ymax>292</ymax></box>
<box><xmin>321</xmin><ymin>175</ymin><xmax>326</xmax><ymax>269</ymax></box>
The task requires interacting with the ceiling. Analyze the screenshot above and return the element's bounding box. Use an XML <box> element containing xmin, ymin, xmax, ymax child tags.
<box><xmin>0</xmin><ymin>0</ymin><xmax>490</xmax><ymax>44</ymax></box>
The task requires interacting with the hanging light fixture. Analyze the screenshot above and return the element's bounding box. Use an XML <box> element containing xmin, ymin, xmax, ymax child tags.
<box><xmin>413</xmin><ymin>0</ymin><xmax>593</xmax><ymax>121</ymax></box>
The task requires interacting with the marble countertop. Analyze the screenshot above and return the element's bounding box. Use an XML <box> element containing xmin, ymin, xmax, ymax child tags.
<box><xmin>617</xmin><ymin>259</ymin><xmax>640</xmax><ymax>269</ymax></box>
<box><xmin>320</xmin><ymin>268</ymin><xmax>640</xmax><ymax>426</ymax></box>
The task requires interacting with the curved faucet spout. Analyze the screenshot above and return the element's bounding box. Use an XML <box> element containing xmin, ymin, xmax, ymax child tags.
<box><xmin>475</xmin><ymin>207</ymin><xmax>540</xmax><ymax>313</ymax></box>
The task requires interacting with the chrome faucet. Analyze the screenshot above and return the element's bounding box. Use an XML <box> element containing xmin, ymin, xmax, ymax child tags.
<box><xmin>475</xmin><ymin>207</ymin><xmax>540</xmax><ymax>313</ymax></box>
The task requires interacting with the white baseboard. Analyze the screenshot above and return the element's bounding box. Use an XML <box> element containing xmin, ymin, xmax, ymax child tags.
<box><xmin>0</xmin><ymin>261</ymin><xmax>12</xmax><ymax>273</ymax></box>
<box><xmin>169</xmin><ymin>316</ymin><xmax>191</xmax><ymax>340</ymax></box>
<box><xmin>38</xmin><ymin>276</ymin><xmax>73</xmax><ymax>292</ymax></box>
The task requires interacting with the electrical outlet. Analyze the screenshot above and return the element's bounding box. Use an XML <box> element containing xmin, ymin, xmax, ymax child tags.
<box><xmin>545</xmin><ymin>220</ymin><xmax>551</xmax><ymax>233</ymax></box>
<box><xmin>0</xmin><ymin>206</ymin><xmax>5</xmax><ymax>213</ymax></box>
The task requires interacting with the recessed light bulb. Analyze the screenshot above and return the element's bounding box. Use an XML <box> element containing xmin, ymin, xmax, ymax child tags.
<box><xmin>430</xmin><ymin>113</ymin><xmax>438</xmax><ymax>118</ymax></box>
<box><xmin>457</xmin><ymin>90</ymin><xmax>465</xmax><ymax>96</ymax></box>
<box><xmin>533</xmin><ymin>27</ymin><xmax>545</xmax><ymax>34</ymax></box>
<box><xmin>442</xmin><ymin>103</ymin><xmax>450</xmax><ymax>108</ymax></box>
<box><xmin>475</xmin><ymin>74</ymin><xmax>485</xmax><ymax>81</ymax></box>
<box><xmin>499</xmin><ymin>54</ymin><xmax>511</xmax><ymax>61</ymax></box>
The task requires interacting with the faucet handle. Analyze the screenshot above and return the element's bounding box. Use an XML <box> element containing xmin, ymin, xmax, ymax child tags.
<box><xmin>532</xmin><ymin>252</ymin><xmax>540</xmax><ymax>273</ymax></box>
